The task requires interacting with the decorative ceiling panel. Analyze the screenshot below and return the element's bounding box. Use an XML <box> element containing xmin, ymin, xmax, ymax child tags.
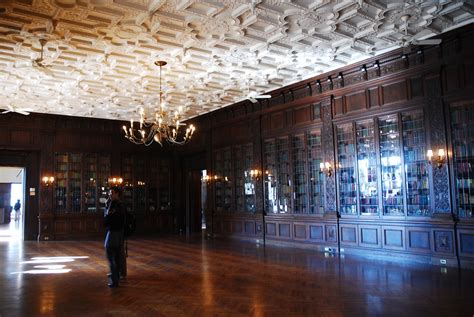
<box><xmin>0</xmin><ymin>0</ymin><xmax>472</xmax><ymax>120</ymax></box>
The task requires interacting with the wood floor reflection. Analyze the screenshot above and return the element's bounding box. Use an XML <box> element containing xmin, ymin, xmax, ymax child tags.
<box><xmin>0</xmin><ymin>235</ymin><xmax>473</xmax><ymax>316</ymax></box>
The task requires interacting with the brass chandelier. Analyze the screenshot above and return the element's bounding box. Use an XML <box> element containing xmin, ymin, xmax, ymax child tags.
<box><xmin>123</xmin><ymin>61</ymin><xmax>195</xmax><ymax>146</ymax></box>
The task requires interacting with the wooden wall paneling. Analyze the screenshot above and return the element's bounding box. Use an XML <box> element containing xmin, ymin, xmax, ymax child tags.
<box><xmin>293</xmin><ymin>105</ymin><xmax>312</xmax><ymax>126</ymax></box>
<box><xmin>333</xmin><ymin>96</ymin><xmax>344</xmax><ymax>116</ymax></box>
<box><xmin>410</xmin><ymin>77</ymin><xmax>424</xmax><ymax>99</ymax></box>
<box><xmin>292</xmin><ymin>84</ymin><xmax>311</xmax><ymax>100</ymax></box>
<box><xmin>293</xmin><ymin>222</ymin><xmax>307</xmax><ymax>240</ymax></box>
<box><xmin>271</xmin><ymin>112</ymin><xmax>285</xmax><ymax>131</ymax></box>
<box><xmin>406</xmin><ymin>227</ymin><xmax>432</xmax><ymax>253</ymax></box>
<box><xmin>368</xmin><ymin>87</ymin><xmax>380</xmax><ymax>108</ymax></box>
<box><xmin>244</xmin><ymin>221</ymin><xmax>255</xmax><ymax>235</ymax></box>
<box><xmin>359</xmin><ymin>225</ymin><xmax>382</xmax><ymax>248</ymax></box>
<box><xmin>309</xmin><ymin>224</ymin><xmax>325</xmax><ymax>242</ymax></box>
<box><xmin>382</xmin><ymin>226</ymin><xmax>406</xmax><ymax>251</ymax></box>
<box><xmin>465</xmin><ymin>60</ymin><xmax>474</xmax><ymax>88</ymax></box>
<box><xmin>10</xmin><ymin>130</ymin><xmax>31</xmax><ymax>146</ymax></box>
<box><xmin>345</xmin><ymin>90</ymin><xmax>368</xmax><ymax>114</ymax></box>
<box><xmin>381</xmin><ymin>80</ymin><xmax>408</xmax><ymax>105</ymax></box>
<box><xmin>433</xmin><ymin>229</ymin><xmax>455</xmax><ymax>255</ymax></box>
<box><xmin>340</xmin><ymin>223</ymin><xmax>358</xmax><ymax>246</ymax></box>
<box><xmin>266</xmin><ymin>221</ymin><xmax>277</xmax><ymax>237</ymax></box>
<box><xmin>457</xmin><ymin>228</ymin><xmax>474</xmax><ymax>259</ymax></box>
<box><xmin>278</xmin><ymin>222</ymin><xmax>291</xmax><ymax>239</ymax></box>
<box><xmin>325</xmin><ymin>224</ymin><xmax>337</xmax><ymax>242</ymax></box>
<box><xmin>232</xmin><ymin>220</ymin><xmax>243</xmax><ymax>234</ymax></box>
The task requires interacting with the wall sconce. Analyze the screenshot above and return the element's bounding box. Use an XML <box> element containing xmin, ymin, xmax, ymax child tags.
<box><xmin>108</xmin><ymin>177</ymin><xmax>123</xmax><ymax>185</ymax></box>
<box><xmin>427</xmin><ymin>149</ymin><xmax>446</xmax><ymax>169</ymax></box>
<box><xmin>42</xmin><ymin>176</ymin><xmax>55</xmax><ymax>187</ymax></box>
<box><xmin>319</xmin><ymin>162</ymin><xmax>333</xmax><ymax>177</ymax></box>
<box><xmin>249</xmin><ymin>169</ymin><xmax>262</xmax><ymax>181</ymax></box>
<box><xmin>201</xmin><ymin>175</ymin><xmax>212</xmax><ymax>184</ymax></box>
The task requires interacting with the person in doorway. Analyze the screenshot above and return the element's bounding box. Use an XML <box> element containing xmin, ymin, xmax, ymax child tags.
<box><xmin>104</xmin><ymin>186</ymin><xmax>125</xmax><ymax>288</ymax></box>
<box><xmin>13</xmin><ymin>199</ymin><xmax>21</xmax><ymax>221</ymax></box>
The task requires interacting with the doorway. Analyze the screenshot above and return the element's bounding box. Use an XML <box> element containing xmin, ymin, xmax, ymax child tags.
<box><xmin>186</xmin><ymin>170</ymin><xmax>203</xmax><ymax>235</ymax></box>
<box><xmin>0</xmin><ymin>167</ymin><xmax>25</xmax><ymax>241</ymax></box>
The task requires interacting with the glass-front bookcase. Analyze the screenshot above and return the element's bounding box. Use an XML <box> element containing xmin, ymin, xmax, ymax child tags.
<box><xmin>307</xmin><ymin>130</ymin><xmax>323</xmax><ymax>214</ymax></box>
<box><xmin>84</xmin><ymin>154</ymin><xmax>98</xmax><ymax>213</ymax></box>
<box><xmin>234</xmin><ymin>143</ymin><xmax>255</xmax><ymax>213</ymax></box>
<box><xmin>159</xmin><ymin>159</ymin><xmax>171</xmax><ymax>211</ymax></box>
<box><xmin>121</xmin><ymin>156</ymin><xmax>134</xmax><ymax>213</ymax></box>
<box><xmin>356</xmin><ymin>119</ymin><xmax>378</xmax><ymax>215</ymax></box>
<box><xmin>264</xmin><ymin>138</ymin><xmax>291</xmax><ymax>213</ymax></box>
<box><xmin>451</xmin><ymin>103</ymin><xmax>474</xmax><ymax>218</ymax></box>
<box><xmin>292</xmin><ymin>134</ymin><xmax>307</xmax><ymax>213</ymax></box>
<box><xmin>336</xmin><ymin>123</ymin><xmax>358</xmax><ymax>215</ymax></box>
<box><xmin>379</xmin><ymin>114</ymin><xmax>404</xmax><ymax>216</ymax></box>
<box><xmin>214</xmin><ymin>148</ymin><xmax>232</xmax><ymax>212</ymax></box>
<box><xmin>335</xmin><ymin>110</ymin><xmax>431</xmax><ymax>217</ymax></box>
<box><xmin>54</xmin><ymin>153</ymin><xmax>110</xmax><ymax>213</ymax></box>
<box><xmin>402</xmin><ymin>111</ymin><xmax>430</xmax><ymax>216</ymax></box>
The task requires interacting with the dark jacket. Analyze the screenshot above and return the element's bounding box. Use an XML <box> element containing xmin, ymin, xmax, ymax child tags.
<box><xmin>104</xmin><ymin>200</ymin><xmax>125</xmax><ymax>248</ymax></box>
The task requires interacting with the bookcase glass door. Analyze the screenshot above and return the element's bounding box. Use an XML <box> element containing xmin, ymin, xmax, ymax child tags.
<box><xmin>379</xmin><ymin>114</ymin><xmax>404</xmax><ymax>216</ymax></box>
<box><xmin>336</xmin><ymin>123</ymin><xmax>358</xmax><ymax>215</ymax></box>
<box><xmin>234</xmin><ymin>143</ymin><xmax>255</xmax><ymax>213</ymax></box>
<box><xmin>214</xmin><ymin>149</ymin><xmax>224</xmax><ymax>212</ymax></box>
<box><xmin>69</xmin><ymin>153</ymin><xmax>82</xmax><ymax>213</ymax></box>
<box><xmin>135</xmin><ymin>158</ymin><xmax>146</xmax><ymax>213</ymax></box>
<box><xmin>402</xmin><ymin>111</ymin><xmax>430</xmax><ymax>216</ymax></box>
<box><xmin>451</xmin><ymin>104</ymin><xmax>474</xmax><ymax>218</ymax></box>
<box><xmin>292</xmin><ymin>134</ymin><xmax>307</xmax><ymax>213</ymax></box>
<box><xmin>234</xmin><ymin>144</ymin><xmax>245</xmax><ymax>212</ymax></box>
<box><xmin>55</xmin><ymin>153</ymin><xmax>68</xmax><ymax>213</ymax></box>
<box><xmin>97</xmin><ymin>155</ymin><xmax>110</xmax><ymax>214</ymax></box>
<box><xmin>356</xmin><ymin>119</ymin><xmax>379</xmax><ymax>215</ymax></box>
<box><xmin>223</xmin><ymin>147</ymin><xmax>233</xmax><ymax>211</ymax></box>
<box><xmin>148</xmin><ymin>159</ymin><xmax>158</xmax><ymax>212</ymax></box>
<box><xmin>121</xmin><ymin>156</ymin><xmax>134</xmax><ymax>213</ymax></box>
<box><xmin>276</xmin><ymin>137</ymin><xmax>291</xmax><ymax>213</ymax></box>
<box><xmin>159</xmin><ymin>159</ymin><xmax>171</xmax><ymax>211</ymax></box>
<box><xmin>244</xmin><ymin>143</ymin><xmax>256</xmax><ymax>213</ymax></box>
<box><xmin>84</xmin><ymin>154</ymin><xmax>97</xmax><ymax>213</ymax></box>
<box><xmin>307</xmin><ymin>130</ymin><xmax>323</xmax><ymax>214</ymax></box>
<box><xmin>263</xmin><ymin>139</ymin><xmax>277</xmax><ymax>214</ymax></box>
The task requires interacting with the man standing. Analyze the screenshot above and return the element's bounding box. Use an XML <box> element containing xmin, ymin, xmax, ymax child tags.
<box><xmin>13</xmin><ymin>199</ymin><xmax>21</xmax><ymax>221</ymax></box>
<box><xmin>104</xmin><ymin>186</ymin><xmax>125</xmax><ymax>288</ymax></box>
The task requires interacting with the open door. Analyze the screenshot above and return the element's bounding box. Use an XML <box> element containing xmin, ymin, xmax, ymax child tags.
<box><xmin>0</xmin><ymin>167</ymin><xmax>25</xmax><ymax>241</ymax></box>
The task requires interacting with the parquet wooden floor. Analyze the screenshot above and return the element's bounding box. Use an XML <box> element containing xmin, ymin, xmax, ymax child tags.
<box><xmin>0</xmin><ymin>233</ymin><xmax>473</xmax><ymax>317</ymax></box>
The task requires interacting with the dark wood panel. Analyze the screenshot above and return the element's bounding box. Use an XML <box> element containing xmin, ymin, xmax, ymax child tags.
<box><xmin>232</xmin><ymin>221</ymin><xmax>243</xmax><ymax>234</ymax></box>
<box><xmin>360</xmin><ymin>226</ymin><xmax>380</xmax><ymax>247</ymax></box>
<box><xmin>278</xmin><ymin>223</ymin><xmax>291</xmax><ymax>238</ymax></box>
<box><xmin>70</xmin><ymin>220</ymin><xmax>82</xmax><ymax>232</ymax></box>
<box><xmin>459</xmin><ymin>231</ymin><xmax>474</xmax><ymax>257</ymax></box>
<box><xmin>223</xmin><ymin>221</ymin><xmax>232</xmax><ymax>234</ymax></box>
<box><xmin>293</xmin><ymin>223</ymin><xmax>306</xmax><ymax>239</ymax></box>
<box><xmin>407</xmin><ymin>229</ymin><xmax>431</xmax><ymax>252</ymax></box>
<box><xmin>341</xmin><ymin>225</ymin><xmax>357</xmax><ymax>245</ymax></box>
<box><xmin>444</xmin><ymin>64</ymin><xmax>460</xmax><ymax>92</ymax></box>
<box><xmin>465</xmin><ymin>61</ymin><xmax>474</xmax><ymax>87</ymax></box>
<box><xmin>325</xmin><ymin>224</ymin><xmax>337</xmax><ymax>242</ymax></box>
<box><xmin>345</xmin><ymin>90</ymin><xmax>367</xmax><ymax>113</ymax></box>
<box><xmin>333</xmin><ymin>97</ymin><xmax>344</xmax><ymax>116</ymax></box>
<box><xmin>10</xmin><ymin>130</ymin><xmax>31</xmax><ymax>145</ymax></box>
<box><xmin>434</xmin><ymin>230</ymin><xmax>454</xmax><ymax>254</ymax></box>
<box><xmin>293</xmin><ymin>105</ymin><xmax>311</xmax><ymax>125</ymax></box>
<box><xmin>266</xmin><ymin>223</ymin><xmax>276</xmax><ymax>236</ymax></box>
<box><xmin>383</xmin><ymin>227</ymin><xmax>405</xmax><ymax>250</ymax></box>
<box><xmin>368</xmin><ymin>87</ymin><xmax>379</xmax><ymax>108</ymax></box>
<box><xmin>410</xmin><ymin>77</ymin><xmax>423</xmax><ymax>98</ymax></box>
<box><xmin>310</xmin><ymin>225</ymin><xmax>324</xmax><ymax>241</ymax></box>
<box><xmin>55</xmin><ymin>220</ymin><xmax>67</xmax><ymax>233</ymax></box>
<box><xmin>271</xmin><ymin>112</ymin><xmax>285</xmax><ymax>130</ymax></box>
<box><xmin>244</xmin><ymin>221</ymin><xmax>255</xmax><ymax>235</ymax></box>
<box><xmin>382</xmin><ymin>81</ymin><xmax>408</xmax><ymax>105</ymax></box>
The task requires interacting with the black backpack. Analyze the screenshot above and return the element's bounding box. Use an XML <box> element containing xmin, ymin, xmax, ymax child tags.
<box><xmin>124</xmin><ymin>211</ymin><xmax>136</xmax><ymax>238</ymax></box>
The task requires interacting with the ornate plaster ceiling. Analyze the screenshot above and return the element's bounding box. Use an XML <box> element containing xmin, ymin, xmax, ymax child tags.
<box><xmin>0</xmin><ymin>1</ymin><xmax>472</xmax><ymax>121</ymax></box>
